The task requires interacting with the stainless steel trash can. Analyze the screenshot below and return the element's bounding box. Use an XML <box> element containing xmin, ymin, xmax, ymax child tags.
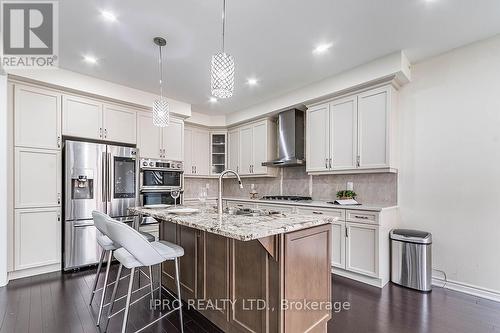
<box><xmin>390</xmin><ymin>229</ymin><xmax>432</xmax><ymax>292</ymax></box>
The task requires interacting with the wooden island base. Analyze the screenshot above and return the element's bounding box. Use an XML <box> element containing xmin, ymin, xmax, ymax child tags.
<box><xmin>160</xmin><ymin>221</ymin><xmax>332</xmax><ymax>333</ymax></box>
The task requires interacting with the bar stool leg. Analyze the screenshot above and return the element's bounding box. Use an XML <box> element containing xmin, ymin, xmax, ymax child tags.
<box><xmin>174</xmin><ymin>258</ymin><xmax>184</xmax><ymax>333</ymax></box>
<box><xmin>148</xmin><ymin>266</ymin><xmax>154</xmax><ymax>301</ymax></box>
<box><xmin>97</xmin><ymin>250</ymin><xmax>113</xmax><ymax>326</ymax></box>
<box><xmin>89</xmin><ymin>250</ymin><xmax>106</xmax><ymax>305</ymax></box>
<box><xmin>122</xmin><ymin>267</ymin><xmax>136</xmax><ymax>333</ymax></box>
<box><xmin>104</xmin><ymin>263</ymin><xmax>123</xmax><ymax>333</ymax></box>
<box><xmin>158</xmin><ymin>263</ymin><xmax>162</xmax><ymax>302</ymax></box>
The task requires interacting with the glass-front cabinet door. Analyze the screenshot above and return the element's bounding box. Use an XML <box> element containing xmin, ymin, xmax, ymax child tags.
<box><xmin>210</xmin><ymin>132</ymin><xmax>227</xmax><ymax>175</ymax></box>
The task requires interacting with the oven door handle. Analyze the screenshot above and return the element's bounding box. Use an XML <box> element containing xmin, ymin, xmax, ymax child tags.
<box><xmin>140</xmin><ymin>188</ymin><xmax>184</xmax><ymax>193</ymax></box>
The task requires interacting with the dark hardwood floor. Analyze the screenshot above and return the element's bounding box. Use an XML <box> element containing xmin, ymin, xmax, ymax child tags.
<box><xmin>0</xmin><ymin>266</ymin><xmax>499</xmax><ymax>333</ymax></box>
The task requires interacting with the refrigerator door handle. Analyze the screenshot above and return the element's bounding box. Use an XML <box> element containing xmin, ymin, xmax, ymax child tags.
<box><xmin>102</xmin><ymin>151</ymin><xmax>107</xmax><ymax>202</ymax></box>
<box><xmin>107</xmin><ymin>153</ymin><xmax>112</xmax><ymax>203</ymax></box>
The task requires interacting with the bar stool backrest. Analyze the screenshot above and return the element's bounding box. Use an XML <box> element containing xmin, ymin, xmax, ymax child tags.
<box><xmin>102</xmin><ymin>214</ymin><xmax>165</xmax><ymax>266</ymax></box>
<box><xmin>92</xmin><ymin>210</ymin><xmax>111</xmax><ymax>236</ymax></box>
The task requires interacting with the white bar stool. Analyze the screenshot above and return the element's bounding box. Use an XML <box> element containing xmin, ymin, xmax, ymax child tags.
<box><xmin>102</xmin><ymin>213</ymin><xmax>185</xmax><ymax>333</ymax></box>
<box><xmin>90</xmin><ymin>211</ymin><xmax>155</xmax><ymax>326</ymax></box>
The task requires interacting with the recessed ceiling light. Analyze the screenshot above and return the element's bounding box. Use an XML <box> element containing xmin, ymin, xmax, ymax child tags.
<box><xmin>101</xmin><ymin>10</ymin><xmax>117</xmax><ymax>22</ymax></box>
<box><xmin>247</xmin><ymin>78</ymin><xmax>258</xmax><ymax>86</ymax></box>
<box><xmin>313</xmin><ymin>43</ymin><xmax>333</xmax><ymax>55</ymax></box>
<box><xmin>209</xmin><ymin>97</ymin><xmax>218</xmax><ymax>103</ymax></box>
<box><xmin>83</xmin><ymin>55</ymin><xmax>97</xmax><ymax>64</ymax></box>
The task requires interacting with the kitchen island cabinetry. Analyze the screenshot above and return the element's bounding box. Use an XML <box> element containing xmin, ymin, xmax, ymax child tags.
<box><xmin>131</xmin><ymin>207</ymin><xmax>334</xmax><ymax>333</ymax></box>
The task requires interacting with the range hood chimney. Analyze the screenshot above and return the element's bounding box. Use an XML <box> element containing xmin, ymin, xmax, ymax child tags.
<box><xmin>262</xmin><ymin>109</ymin><xmax>305</xmax><ymax>167</ymax></box>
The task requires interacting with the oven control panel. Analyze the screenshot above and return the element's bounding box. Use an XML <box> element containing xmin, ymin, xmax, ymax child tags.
<box><xmin>140</xmin><ymin>158</ymin><xmax>183</xmax><ymax>171</ymax></box>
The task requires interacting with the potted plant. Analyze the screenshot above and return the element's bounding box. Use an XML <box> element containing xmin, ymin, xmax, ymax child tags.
<box><xmin>336</xmin><ymin>190</ymin><xmax>357</xmax><ymax>200</ymax></box>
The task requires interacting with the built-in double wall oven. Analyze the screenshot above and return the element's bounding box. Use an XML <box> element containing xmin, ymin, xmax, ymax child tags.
<box><xmin>139</xmin><ymin>158</ymin><xmax>183</xmax><ymax>208</ymax></box>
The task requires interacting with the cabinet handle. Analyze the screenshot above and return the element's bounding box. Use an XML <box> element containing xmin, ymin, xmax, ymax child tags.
<box><xmin>354</xmin><ymin>215</ymin><xmax>369</xmax><ymax>219</ymax></box>
<box><xmin>345</xmin><ymin>228</ymin><xmax>348</xmax><ymax>237</ymax></box>
<box><xmin>57</xmin><ymin>136</ymin><xmax>61</xmax><ymax>148</ymax></box>
<box><xmin>325</xmin><ymin>158</ymin><xmax>328</xmax><ymax>169</ymax></box>
<box><xmin>57</xmin><ymin>212</ymin><xmax>61</xmax><ymax>222</ymax></box>
<box><xmin>249</xmin><ymin>165</ymin><xmax>251</xmax><ymax>173</ymax></box>
<box><xmin>329</xmin><ymin>158</ymin><xmax>332</xmax><ymax>169</ymax></box>
<box><xmin>99</xmin><ymin>128</ymin><xmax>103</xmax><ymax>138</ymax></box>
<box><xmin>195</xmin><ymin>166</ymin><xmax>197</xmax><ymax>174</ymax></box>
<box><xmin>356</xmin><ymin>155</ymin><xmax>360</xmax><ymax>168</ymax></box>
<box><xmin>57</xmin><ymin>193</ymin><xmax>61</xmax><ymax>205</ymax></box>
<box><xmin>104</xmin><ymin>128</ymin><xmax>108</xmax><ymax>139</ymax></box>
<box><xmin>312</xmin><ymin>211</ymin><xmax>323</xmax><ymax>215</ymax></box>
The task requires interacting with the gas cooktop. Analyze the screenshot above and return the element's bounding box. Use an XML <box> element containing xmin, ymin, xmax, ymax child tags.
<box><xmin>261</xmin><ymin>195</ymin><xmax>312</xmax><ymax>202</ymax></box>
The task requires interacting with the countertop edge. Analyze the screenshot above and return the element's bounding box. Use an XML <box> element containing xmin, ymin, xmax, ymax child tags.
<box><xmin>221</xmin><ymin>197</ymin><xmax>398</xmax><ymax>212</ymax></box>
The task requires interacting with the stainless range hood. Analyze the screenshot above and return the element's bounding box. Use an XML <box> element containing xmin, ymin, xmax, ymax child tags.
<box><xmin>262</xmin><ymin>109</ymin><xmax>305</xmax><ymax>167</ymax></box>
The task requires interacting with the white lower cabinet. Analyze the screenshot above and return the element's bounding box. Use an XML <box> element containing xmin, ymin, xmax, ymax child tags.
<box><xmin>14</xmin><ymin>208</ymin><xmax>61</xmax><ymax>270</ymax></box>
<box><xmin>331</xmin><ymin>221</ymin><xmax>346</xmax><ymax>269</ymax></box>
<box><xmin>345</xmin><ymin>222</ymin><xmax>379</xmax><ymax>277</ymax></box>
<box><xmin>224</xmin><ymin>199</ymin><xmax>398</xmax><ymax>288</ymax></box>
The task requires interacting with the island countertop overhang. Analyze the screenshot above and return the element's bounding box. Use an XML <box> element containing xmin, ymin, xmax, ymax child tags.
<box><xmin>129</xmin><ymin>206</ymin><xmax>337</xmax><ymax>241</ymax></box>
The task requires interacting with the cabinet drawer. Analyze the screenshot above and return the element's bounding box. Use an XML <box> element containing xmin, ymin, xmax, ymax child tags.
<box><xmin>346</xmin><ymin>210</ymin><xmax>379</xmax><ymax>224</ymax></box>
<box><xmin>297</xmin><ymin>207</ymin><xmax>345</xmax><ymax>219</ymax></box>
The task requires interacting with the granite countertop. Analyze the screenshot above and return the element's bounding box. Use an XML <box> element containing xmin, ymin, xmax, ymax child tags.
<box><xmin>129</xmin><ymin>206</ymin><xmax>336</xmax><ymax>241</ymax></box>
<box><xmin>222</xmin><ymin>197</ymin><xmax>398</xmax><ymax>212</ymax></box>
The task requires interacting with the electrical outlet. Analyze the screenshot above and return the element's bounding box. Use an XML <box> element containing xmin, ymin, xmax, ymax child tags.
<box><xmin>346</xmin><ymin>181</ymin><xmax>354</xmax><ymax>191</ymax></box>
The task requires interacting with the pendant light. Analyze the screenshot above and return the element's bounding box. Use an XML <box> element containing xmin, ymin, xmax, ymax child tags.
<box><xmin>153</xmin><ymin>37</ymin><xmax>170</xmax><ymax>127</ymax></box>
<box><xmin>211</xmin><ymin>0</ymin><xmax>235</xmax><ymax>99</ymax></box>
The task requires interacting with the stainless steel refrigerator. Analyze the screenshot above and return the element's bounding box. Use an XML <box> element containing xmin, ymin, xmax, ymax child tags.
<box><xmin>63</xmin><ymin>140</ymin><xmax>138</xmax><ymax>270</ymax></box>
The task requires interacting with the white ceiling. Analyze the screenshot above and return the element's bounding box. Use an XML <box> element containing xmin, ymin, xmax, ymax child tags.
<box><xmin>59</xmin><ymin>0</ymin><xmax>500</xmax><ymax>115</ymax></box>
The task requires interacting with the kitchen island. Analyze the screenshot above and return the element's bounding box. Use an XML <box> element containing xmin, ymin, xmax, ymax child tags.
<box><xmin>129</xmin><ymin>206</ymin><xmax>336</xmax><ymax>333</ymax></box>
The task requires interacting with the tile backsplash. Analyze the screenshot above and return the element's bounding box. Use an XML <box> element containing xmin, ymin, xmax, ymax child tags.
<box><xmin>184</xmin><ymin>167</ymin><xmax>397</xmax><ymax>206</ymax></box>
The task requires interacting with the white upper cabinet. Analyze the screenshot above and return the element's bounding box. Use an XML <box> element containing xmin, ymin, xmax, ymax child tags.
<box><xmin>62</xmin><ymin>95</ymin><xmax>102</xmax><ymax>140</ymax></box>
<box><xmin>306</xmin><ymin>104</ymin><xmax>330</xmax><ymax>172</ymax></box>
<box><xmin>14</xmin><ymin>85</ymin><xmax>61</xmax><ymax>150</ymax></box>
<box><xmin>252</xmin><ymin>121</ymin><xmax>268</xmax><ymax>175</ymax></box>
<box><xmin>306</xmin><ymin>85</ymin><xmax>397</xmax><ymax>174</ymax></box>
<box><xmin>184</xmin><ymin>125</ymin><xmax>209</xmax><ymax>176</ymax></box>
<box><xmin>229</xmin><ymin>119</ymin><xmax>276</xmax><ymax>177</ymax></box>
<box><xmin>103</xmin><ymin>104</ymin><xmax>137</xmax><ymax>144</ymax></box>
<box><xmin>239</xmin><ymin>125</ymin><xmax>253</xmax><ymax>175</ymax></box>
<box><xmin>228</xmin><ymin>129</ymin><xmax>240</xmax><ymax>173</ymax></box>
<box><xmin>162</xmin><ymin>118</ymin><xmax>184</xmax><ymax>161</ymax></box>
<box><xmin>184</xmin><ymin>127</ymin><xmax>193</xmax><ymax>173</ymax></box>
<box><xmin>357</xmin><ymin>88</ymin><xmax>389</xmax><ymax>169</ymax></box>
<box><xmin>63</xmin><ymin>96</ymin><xmax>138</xmax><ymax>144</ymax></box>
<box><xmin>137</xmin><ymin>112</ymin><xmax>162</xmax><ymax>159</ymax></box>
<box><xmin>137</xmin><ymin>113</ymin><xmax>184</xmax><ymax>160</ymax></box>
<box><xmin>15</xmin><ymin>147</ymin><xmax>61</xmax><ymax>209</ymax></box>
<box><xmin>330</xmin><ymin>96</ymin><xmax>358</xmax><ymax>170</ymax></box>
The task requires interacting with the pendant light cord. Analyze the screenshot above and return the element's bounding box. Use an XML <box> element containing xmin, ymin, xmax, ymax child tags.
<box><xmin>158</xmin><ymin>44</ymin><xmax>164</xmax><ymax>99</ymax></box>
<box><xmin>221</xmin><ymin>0</ymin><xmax>226</xmax><ymax>52</ymax></box>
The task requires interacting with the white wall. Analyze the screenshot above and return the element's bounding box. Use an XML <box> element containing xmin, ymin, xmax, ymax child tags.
<box><xmin>0</xmin><ymin>72</ymin><xmax>7</xmax><ymax>287</ymax></box>
<box><xmin>225</xmin><ymin>51</ymin><xmax>411</xmax><ymax>125</ymax></box>
<box><xmin>399</xmin><ymin>34</ymin><xmax>500</xmax><ymax>295</ymax></box>
<box><xmin>6</xmin><ymin>68</ymin><xmax>192</xmax><ymax>118</ymax></box>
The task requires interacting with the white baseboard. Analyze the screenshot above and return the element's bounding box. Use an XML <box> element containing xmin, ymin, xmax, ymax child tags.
<box><xmin>332</xmin><ymin>268</ymin><xmax>388</xmax><ymax>288</ymax></box>
<box><xmin>7</xmin><ymin>263</ymin><xmax>60</xmax><ymax>281</ymax></box>
<box><xmin>432</xmin><ymin>276</ymin><xmax>500</xmax><ymax>303</ymax></box>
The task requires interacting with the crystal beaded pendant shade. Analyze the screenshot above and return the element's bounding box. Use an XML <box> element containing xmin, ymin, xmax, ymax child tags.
<box><xmin>153</xmin><ymin>37</ymin><xmax>170</xmax><ymax>127</ymax></box>
<box><xmin>211</xmin><ymin>0</ymin><xmax>234</xmax><ymax>99</ymax></box>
